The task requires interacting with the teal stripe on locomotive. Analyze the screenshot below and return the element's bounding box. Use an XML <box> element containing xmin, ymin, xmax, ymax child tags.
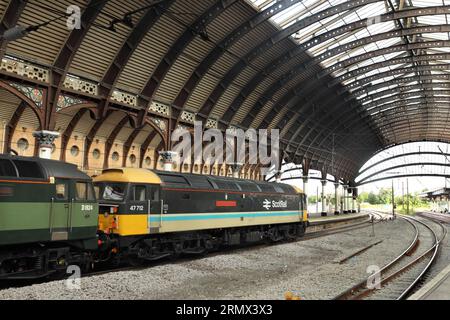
<box><xmin>148</xmin><ymin>210</ymin><xmax>300</xmax><ymax>222</ymax></box>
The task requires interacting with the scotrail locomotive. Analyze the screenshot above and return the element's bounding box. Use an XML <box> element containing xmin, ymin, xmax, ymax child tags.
<box><xmin>0</xmin><ymin>155</ymin><xmax>307</xmax><ymax>279</ymax></box>
<box><xmin>94</xmin><ymin>168</ymin><xmax>307</xmax><ymax>263</ymax></box>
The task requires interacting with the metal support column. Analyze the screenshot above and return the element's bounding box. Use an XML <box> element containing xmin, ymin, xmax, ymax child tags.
<box><xmin>302</xmin><ymin>176</ymin><xmax>308</xmax><ymax>195</ymax></box>
<box><xmin>159</xmin><ymin>151</ymin><xmax>178</xmax><ymax>171</ymax></box>
<box><xmin>302</xmin><ymin>176</ymin><xmax>308</xmax><ymax>208</ymax></box>
<box><xmin>321</xmin><ymin>179</ymin><xmax>327</xmax><ymax>216</ymax></box>
<box><xmin>230</xmin><ymin>163</ymin><xmax>243</xmax><ymax>178</ymax></box>
<box><xmin>346</xmin><ymin>186</ymin><xmax>352</xmax><ymax>213</ymax></box>
<box><xmin>352</xmin><ymin>188</ymin><xmax>356</xmax><ymax>213</ymax></box>
<box><xmin>343</xmin><ymin>185</ymin><xmax>348</xmax><ymax>213</ymax></box>
<box><xmin>33</xmin><ymin>130</ymin><xmax>60</xmax><ymax>159</ymax></box>
<box><xmin>334</xmin><ymin>182</ymin><xmax>340</xmax><ymax>215</ymax></box>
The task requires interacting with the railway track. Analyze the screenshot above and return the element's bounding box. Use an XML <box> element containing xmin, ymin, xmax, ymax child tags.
<box><xmin>0</xmin><ymin>212</ymin><xmax>381</xmax><ymax>289</ymax></box>
<box><xmin>84</xmin><ymin>212</ymin><xmax>383</xmax><ymax>278</ymax></box>
<box><xmin>334</xmin><ymin>214</ymin><xmax>447</xmax><ymax>300</ymax></box>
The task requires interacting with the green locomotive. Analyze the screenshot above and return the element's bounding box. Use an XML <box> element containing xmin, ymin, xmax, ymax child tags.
<box><xmin>0</xmin><ymin>155</ymin><xmax>98</xmax><ymax>279</ymax></box>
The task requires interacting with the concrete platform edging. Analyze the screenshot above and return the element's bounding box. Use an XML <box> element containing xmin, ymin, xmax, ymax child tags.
<box><xmin>408</xmin><ymin>264</ymin><xmax>450</xmax><ymax>300</ymax></box>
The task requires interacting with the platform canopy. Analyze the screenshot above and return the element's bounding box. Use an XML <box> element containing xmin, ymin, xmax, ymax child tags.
<box><xmin>419</xmin><ymin>187</ymin><xmax>450</xmax><ymax>199</ymax></box>
<box><xmin>1</xmin><ymin>0</ymin><xmax>450</xmax><ymax>181</ymax></box>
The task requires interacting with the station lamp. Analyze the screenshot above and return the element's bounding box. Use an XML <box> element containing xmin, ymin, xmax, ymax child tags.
<box><xmin>1</xmin><ymin>25</ymin><xmax>39</xmax><ymax>42</ymax></box>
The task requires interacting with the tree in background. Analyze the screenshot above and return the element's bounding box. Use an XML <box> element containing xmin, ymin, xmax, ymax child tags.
<box><xmin>394</xmin><ymin>193</ymin><xmax>427</xmax><ymax>209</ymax></box>
<box><xmin>308</xmin><ymin>195</ymin><xmax>318</xmax><ymax>204</ymax></box>
<box><xmin>358</xmin><ymin>186</ymin><xmax>429</xmax><ymax>213</ymax></box>
<box><xmin>378</xmin><ymin>188</ymin><xmax>393</xmax><ymax>204</ymax></box>
<box><xmin>366</xmin><ymin>192</ymin><xmax>380</xmax><ymax>205</ymax></box>
<box><xmin>358</xmin><ymin>192</ymin><xmax>369</xmax><ymax>204</ymax></box>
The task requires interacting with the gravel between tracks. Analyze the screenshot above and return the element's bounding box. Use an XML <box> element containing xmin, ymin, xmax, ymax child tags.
<box><xmin>364</xmin><ymin>218</ymin><xmax>437</xmax><ymax>300</ymax></box>
<box><xmin>0</xmin><ymin>217</ymin><xmax>415</xmax><ymax>300</ymax></box>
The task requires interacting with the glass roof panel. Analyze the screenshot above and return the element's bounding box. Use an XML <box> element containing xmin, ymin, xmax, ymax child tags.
<box><xmin>423</xmin><ymin>33</ymin><xmax>450</xmax><ymax>41</ymax></box>
<box><xmin>248</xmin><ymin>0</ymin><xmax>450</xmax><ymax>142</ymax></box>
<box><xmin>272</xmin><ymin>3</ymin><xmax>306</xmax><ymax>26</ymax></box>
<box><xmin>416</xmin><ymin>15</ymin><xmax>448</xmax><ymax>25</ymax></box>
<box><xmin>411</xmin><ymin>0</ymin><xmax>447</xmax><ymax>7</ymax></box>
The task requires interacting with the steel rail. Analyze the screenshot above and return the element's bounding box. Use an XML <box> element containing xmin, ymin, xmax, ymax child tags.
<box><xmin>396</xmin><ymin>216</ymin><xmax>447</xmax><ymax>300</ymax></box>
<box><xmin>335</xmin><ymin>214</ymin><xmax>444</xmax><ymax>300</ymax></box>
<box><xmin>333</xmin><ymin>214</ymin><xmax>419</xmax><ymax>300</ymax></box>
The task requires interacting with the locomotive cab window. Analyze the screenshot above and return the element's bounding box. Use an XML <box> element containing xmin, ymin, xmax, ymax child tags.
<box><xmin>55</xmin><ymin>183</ymin><xmax>67</xmax><ymax>200</ymax></box>
<box><xmin>99</xmin><ymin>183</ymin><xmax>127</xmax><ymax>201</ymax></box>
<box><xmin>131</xmin><ymin>185</ymin><xmax>146</xmax><ymax>201</ymax></box>
<box><xmin>76</xmin><ymin>181</ymin><xmax>95</xmax><ymax>201</ymax></box>
<box><xmin>94</xmin><ymin>185</ymin><xmax>100</xmax><ymax>199</ymax></box>
<box><xmin>149</xmin><ymin>187</ymin><xmax>159</xmax><ymax>201</ymax></box>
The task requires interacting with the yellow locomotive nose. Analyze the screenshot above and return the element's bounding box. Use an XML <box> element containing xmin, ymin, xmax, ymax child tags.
<box><xmin>98</xmin><ymin>214</ymin><xmax>117</xmax><ymax>234</ymax></box>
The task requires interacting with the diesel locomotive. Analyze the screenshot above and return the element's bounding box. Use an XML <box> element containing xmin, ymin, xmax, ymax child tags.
<box><xmin>94</xmin><ymin>168</ymin><xmax>308</xmax><ymax>263</ymax></box>
<box><xmin>0</xmin><ymin>155</ymin><xmax>307</xmax><ymax>279</ymax></box>
<box><xmin>0</xmin><ymin>154</ymin><xmax>98</xmax><ymax>279</ymax></box>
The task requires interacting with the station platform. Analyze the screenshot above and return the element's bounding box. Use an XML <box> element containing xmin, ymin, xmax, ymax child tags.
<box><xmin>308</xmin><ymin>212</ymin><xmax>369</xmax><ymax>226</ymax></box>
<box><xmin>409</xmin><ymin>264</ymin><xmax>450</xmax><ymax>300</ymax></box>
<box><xmin>406</xmin><ymin>211</ymin><xmax>450</xmax><ymax>300</ymax></box>
<box><xmin>417</xmin><ymin>211</ymin><xmax>450</xmax><ymax>224</ymax></box>
<box><xmin>308</xmin><ymin>211</ymin><xmax>359</xmax><ymax>219</ymax></box>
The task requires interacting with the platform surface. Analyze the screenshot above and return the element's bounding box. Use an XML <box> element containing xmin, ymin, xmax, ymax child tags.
<box><xmin>407</xmin><ymin>211</ymin><xmax>450</xmax><ymax>300</ymax></box>
<box><xmin>308</xmin><ymin>211</ymin><xmax>361</xmax><ymax>219</ymax></box>
<box><xmin>409</xmin><ymin>264</ymin><xmax>450</xmax><ymax>300</ymax></box>
<box><xmin>309</xmin><ymin>212</ymin><xmax>369</xmax><ymax>225</ymax></box>
<box><xmin>417</xmin><ymin>211</ymin><xmax>450</xmax><ymax>224</ymax></box>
